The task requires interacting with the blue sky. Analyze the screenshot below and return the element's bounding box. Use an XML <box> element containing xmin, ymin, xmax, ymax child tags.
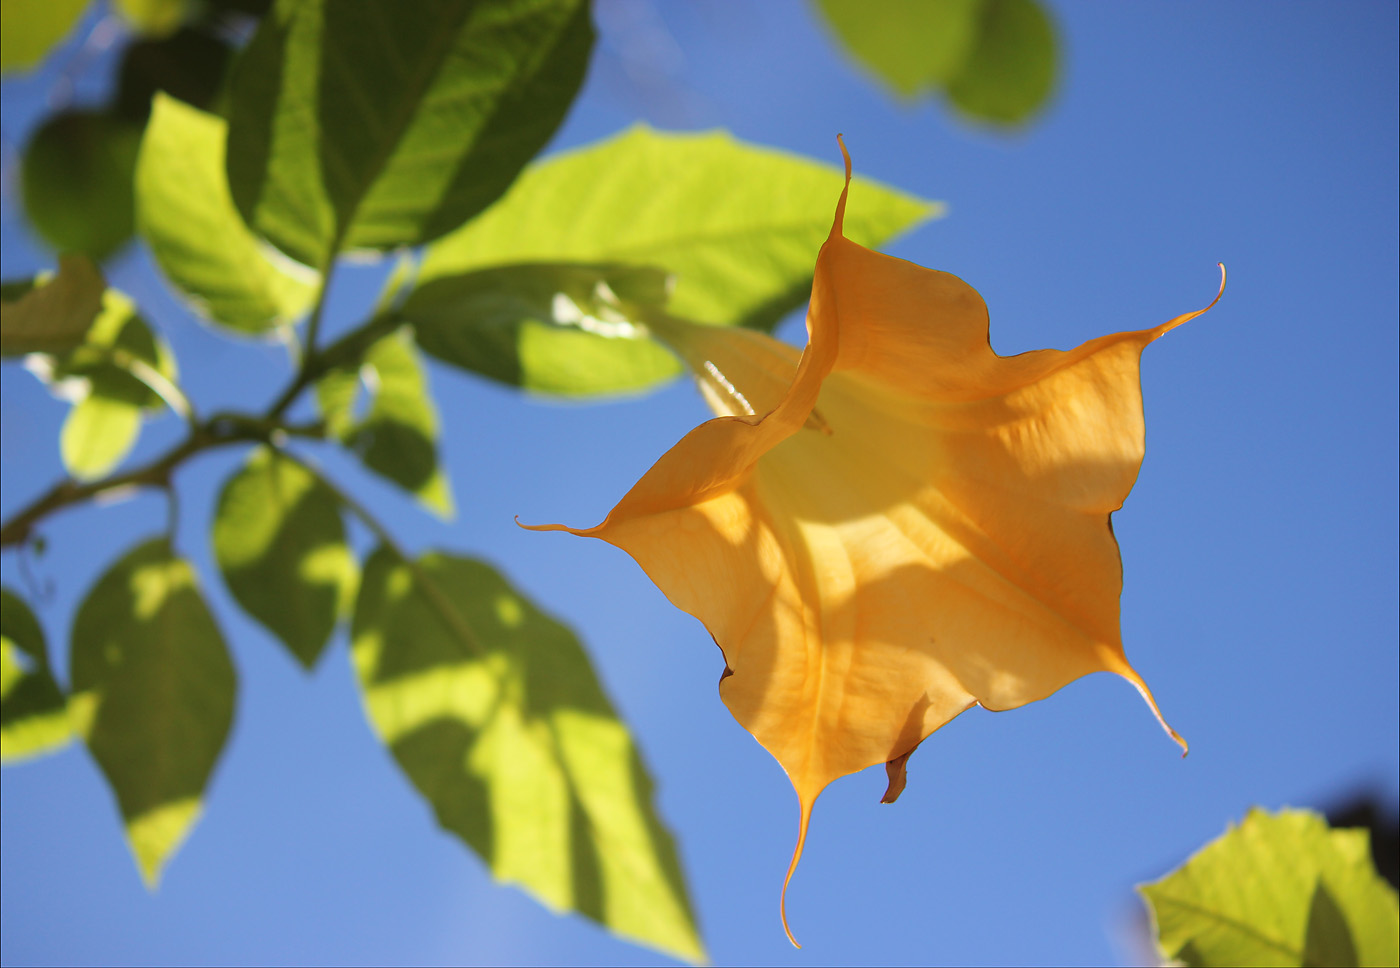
<box><xmin>2</xmin><ymin>2</ymin><xmax>1397</xmax><ymax>966</ymax></box>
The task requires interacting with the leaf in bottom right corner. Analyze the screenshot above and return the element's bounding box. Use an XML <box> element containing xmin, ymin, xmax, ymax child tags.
<box><xmin>1139</xmin><ymin>807</ymin><xmax>1400</xmax><ymax>967</ymax></box>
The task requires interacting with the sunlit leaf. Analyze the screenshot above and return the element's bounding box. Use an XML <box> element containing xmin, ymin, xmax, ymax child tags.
<box><xmin>34</xmin><ymin>289</ymin><xmax>179</xmax><ymax>481</ymax></box>
<box><xmin>1141</xmin><ymin>808</ymin><xmax>1400</xmax><ymax>967</ymax></box>
<box><xmin>0</xmin><ymin>0</ymin><xmax>88</xmax><ymax>73</ymax></box>
<box><xmin>226</xmin><ymin>0</ymin><xmax>593</xmax><ymax>268</ymax></box>
<box><xmin>313</xmin><ymin>364</ymin><xmax>361</xmax><ymax>442</ymax></box>
<box><xmin>0</xmin><ymin>253</ymin><xmax>105</xmax><ymax>357</ymax></box>
<box><xmin>1</xmin><ymin>588</ymin><xmax>71</xmax><ymax>763</ymax></box>
<box><xmin>401</xmin><ymin>262</ymin><xmax>681</xmax><ymax>396</ymax></box>
<box><xmin>524</xmin><ymin>140</ymin><xmax>1220</xmax><ymax>943</ymax></box>
<box><xmin>138</xmin><ymin>93</ymin><xmax>316</xmax><ymax>334</ymax></box>
<box><xmin>61</xmin><ymin>394</ymin><xmax>145</xmax><ymax>482</ymax></box>
<box><xmin>422</xmin><ymin>126</ymin><xmax>939</xmax><ymax>335</ymax></box>
<box><xmin>322</xmin><ymin>327</ymin><xmax>452</xmax><ymax>516</ymax></box>
<box><xmin>213</xmin><ymin>447</ymin><xmax>357</xmax><ymax>668</ymax></box>
<box><xmin>352</xmin><ymin>548</ymin><xmax>705</xmax><ymax>963</ymax></box>
<box><xmin>21</xmin><ymin>110</ymin><xmax>142</xmax><ymax>260</ymax></box>
<box><xmin>69</xmin><ymin>539</ymin><xmax>236</xmax><ymax>886</ymax></box>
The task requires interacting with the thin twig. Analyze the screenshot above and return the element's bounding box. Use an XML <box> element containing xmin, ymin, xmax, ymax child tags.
<box><xmin>0</xmin><ymin>417</ymin><xmax>323</xmax><ymax>549</ymax></box>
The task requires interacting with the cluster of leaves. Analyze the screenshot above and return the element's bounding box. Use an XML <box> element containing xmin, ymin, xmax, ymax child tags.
<box><xmin>10</xmin><ymin>3</ymin><xmax>1390</xmax><ymax>966</ymax></box>
<box><xmin>6</xmin><ymin>0</ymin><xmax>265</xmax><ymax>260</ymax></box>
<box><xmin>1</xmin><ymin>0</ymin><xmax>934</xmax><ymax>960</ymax></box>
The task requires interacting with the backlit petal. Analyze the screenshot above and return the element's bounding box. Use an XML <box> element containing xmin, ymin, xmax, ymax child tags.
<box><xmin>525</xmin><ymin>139</ymin><xmax>1222</xmax><ymax>945</ymax></box>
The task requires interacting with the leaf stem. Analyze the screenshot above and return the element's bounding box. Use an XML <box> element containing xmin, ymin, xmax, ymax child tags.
<box><xmin>267</xmin><ymin>264</ymin><xmax>336</xmax><ymax>420</ymax></box>
<box><xmin>302</xmin><ymin>259</ymin><xmax>336</xmax><ymax>361</ymax></box>
<box><xmin>1</xmin><ymin>257</ymin><xmax>398</xmax><ymax>550</ymax></box>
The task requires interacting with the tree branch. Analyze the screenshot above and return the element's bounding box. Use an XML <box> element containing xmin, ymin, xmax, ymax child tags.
<box><xmin>0</xmin><ymin>415</ymin><xmax>323</xmax><ymax>549</ymax></box>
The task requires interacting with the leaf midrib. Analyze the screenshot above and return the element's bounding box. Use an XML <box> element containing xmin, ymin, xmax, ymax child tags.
<box><xmin>1154</xmin><ymin>892</ymin><xmax>1305</xmax><ymax>962</ymax></box>
<box><xmin>321</xmin><ymin>0</ymin><xmax>469</xmax><ymax>260</ymax></box>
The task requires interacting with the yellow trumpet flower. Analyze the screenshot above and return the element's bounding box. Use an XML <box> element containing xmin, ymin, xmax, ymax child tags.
<box><xmin>526</xmin><ymin>138</ymin><xmax>1223</xmax><ymax>946</ymax></box>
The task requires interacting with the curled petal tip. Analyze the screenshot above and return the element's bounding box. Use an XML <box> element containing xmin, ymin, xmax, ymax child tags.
<box><xmin>514</xmin><ymin>515</ymin><xmax>571</xmax><ymax>533</ymax></box>
<box><xmin>835</xmin><ymin>133</ymin><xmax>851</xmax><ymax>180</ymax></box>
<box><xmin>780</xmin><ymin>870</ymin><xmax>802</xmax><ymax>948</ymax></box>
<box><xmin>1170</xmin><ymin>725</ymin><xmax>1189</xmax><ymax>758</ymax></box>
<box><xmin>1211</xmin><ymin>262</ymin><xmax>1227</xmax><ymax>304</ymax></box>
<box><xmin>780</xmin><ymin>799</ymin><xmax>814</xmax><ymax>949</ymax></box>
<box><xmin>1151</xmin><ymin>262</ymin><xmax>1227</xmax><ymax>338</ymax></box>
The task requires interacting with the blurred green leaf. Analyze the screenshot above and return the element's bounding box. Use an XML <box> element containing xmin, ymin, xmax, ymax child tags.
<box><xmin>946</xmin><ymin>0</ymin><xmax>1057</xmax><ymax>125</ymax></box>
<box><xmin>36</xmin><ymin>289</ymin><xmax>179</xmax><ymax>481</ymax></box>
<box><xmin>22</xmin><ymin>110</ymin><xmax>142</xmax><ymax>260</ymax></box>
<box><xmin>1</xmin><ymin>588</ymin><xmax>72</xmax><ymax>763</ymax></box>
<box><xmin>1</xmin><ymin>0</ymin><xmax>89</xmax><ymax>73</ymax></box>
<box><xmin>313</xmin><ymin>364</ymin><xmax>361</xmax><ymax>442</ymax></box>
<box><xmin>138</xmin><ymin>93</ymin><xmax>316</xmax><ymax>334</ymax></box>
<box><xmin>1141</xmin><ymin>807</ymin><xmax>1400</xmax><ymax>967</ymax></box>
<box><xmin>114</xmin><ymin>27</ymin><xmax>233</xmax><ymax>123</ymax></box>
<box><xmin>402</xmin><ymin>262</ymin><xmax>682</xmax><ymax>396</ymax></box>
<box><xmin>226</xmin><ymin>0</ymin><xmax>593</xmax><ymax>268</ymax></box>
<box><xmin>352</xmin><ymin>548</ymin><xmax>705</xmax><ymax>963</ymax></box>
<box><xmin>49</xmin><ymin>287</ymin><xmax>178</xmax><ymax>397</ymax></box>
<box><xmin>814</xmin><ymin>0</ymin><xmax>981</xmax><ymax>97</ymax></box>
<box><xmin>814</xmin><ymin>0</ymin><xmax>1056</xmax><ymax>126</ymax></box>
<box><xmin>115</xmin><ymin>0</ymin><xmax>187</xmax><ymax>37</ymax></box>
<box><xmin>61</xmin><ymin>394</ymin><xmax>145</xmax><ymax>481</ymax></box>
<box><xmin>421</xmin><ymin>126</ymin><xmax>939</xmax><ymax>339</ymax></box>
<box><xmin>213</xmin><ymin>447</ymin><xmax>357</xmax><ymax>668</ymax></box>
<box><xmin>69</xmin><ymin>539</ymin><xmax>237</xmax><ymax>886</ymax></box>
<box><xmin>325</xmin><ymin>327</ymin><xmax>452</xmax><ymax>517</ymax></box>
<box><xmin>0</xmin><ymin>253</ymin><xmax>105</xmax><ymax>357</ymax></box>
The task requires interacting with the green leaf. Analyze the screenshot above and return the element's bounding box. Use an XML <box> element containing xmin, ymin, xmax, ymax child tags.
<box><xmin>1</xmin><ymin>588</ymin><xmax>72</xmax><ymax>763</ymax></box>
<box><xmin>814</xmin><ymin>0</ymin><xmax>1056</xmax><ymax>126</ymax></box>
<box><xmin>421</xmin><ymin>126</ymin><xmax>939</xmax><ymax>337</ymax></box>
<box><xmin>22</xmin><ymin>110</ymin><xmax>142</xmax><ymax>260</ymax></box>
<box><xmin>0</xmin><ymin>253</ymin><xmax>105</xmax><ymax>357</ymax></box>
<box><xmin>114</xmin><ymin>0</ymin><xmax>187</xmax><ymax>37</ymax></box>
<box><xmin>1</xmin><ymin>0</ymin><xmax>89</xmax><ymax>73</ymax></box>
<box><xmin>325</xmin><ymin>327</ymin><xmax>453</xmax><ymax>517</ymax></box>
<box><xmin>313</xmin><ymin>363</ymin><xmax>361</xmax><ymax>442</ymax></box>
<box><xmin>352</xmin><ymin>548</ymin><xmax>705</xmax><ymax>963</ymax></box>
<box><xmin>69</xmin><ymin>539</ymin><xmax>237</xmax><ymax>886</ymax></box>
<box><xmin>946</xmin><ymin>0</ymin><xmax>1057</xmax><ymax>126</ymax></box>
<box><xmin>35</xmin><ymin>289</ymin><xmax>179</xmax><ymax>481</ymax></box>
<box><xmin>138</xmin><ymin>93</ymin><xmax>316</xmax><ymax>334</ymax></box>
<box><xmin>814</xmin><ymin>0</ymin><xmax>982</xmax><ymax>97</ymax></box>
<box><xmin>402</xmin><ymin>262</ymin><xmax>683</xmax><ymax>396</ymax></box>
<box><xmin>212</xmin><ymin>447</ymin><xmax>357</xmax><ymax>668</ymax></box>
<box><xmin>61</xmin><ymin>394</ymin><xmax>145</xmax><ymax>481</ymax></box>
<box><xmin>226</xmin><ymin>0</ymin><xmax>593</xmax><ymax>269</ymax></box>
<box><xmin>1140</xmin><ymin>807</ymin><xmax>1400</xmax><ymax>968</ymax></box>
